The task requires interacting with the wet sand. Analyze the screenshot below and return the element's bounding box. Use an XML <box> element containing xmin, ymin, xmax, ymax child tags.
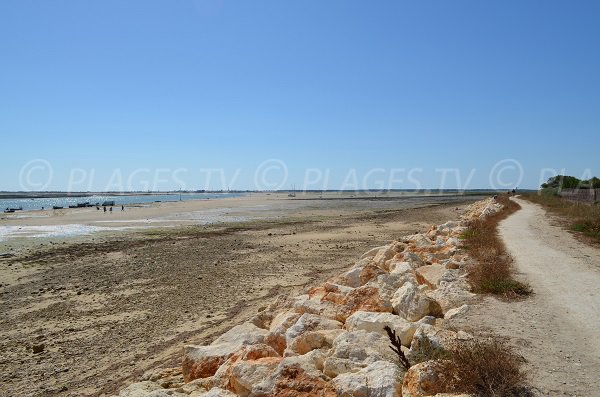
<box><xmin>0</xmin><ymin>194</ymin><xmax>481</xmax><ymax>396</ymax></box>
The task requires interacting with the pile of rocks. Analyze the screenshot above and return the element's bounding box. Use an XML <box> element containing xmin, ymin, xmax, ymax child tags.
<box><xmin>115</xmin><ymin>198</ymin><xmax>502</xmax><ymax>397</ymax></box>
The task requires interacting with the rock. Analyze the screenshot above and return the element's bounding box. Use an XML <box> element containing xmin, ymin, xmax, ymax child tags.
<box><xmin>406</xmin><ymin>234</ymin><xmax>433</xmax><ymax>248</ymax></box>
<box><xmin>368</xmin><ymin>273</ymin><xmax>414</xmax><ymax>295</ymax></box>
<box><xmin>270</xmin><ymin>310</ymin><xmax>302</xmax><ymax>334</ymax></box>
<box><xmin>183</xmin><ymin>323</ymin><xmax>269</xmax><ymax>381</ymax></box>
<box><xmin>392</xmin><ymin>282</ymin><xmax>442</xmax><ymax>322</ymax></box>
<box><xmin>228</xmin><ymin>357</ymin><xmax>281</xmax><ymax>396</ymax></box>
<box><xmin>265</xmin><ymin>310</ymin><xmax>302</xmax><ymax>354</ymax></box>
<box><xmin>31</xmin><ymin>343</ymin><xmax>45</xmax><ymax>354</ymax></box>
<box><xmin>212</xmin><ymin>344</ymin><xmax>280</xmax><ymax>392</ymax></box>
<box><xmin>409</xmin><ymin>324</ymin><xmax>458</xmax><ymax>356</ymax></box>
<box><xmin>336</xmin><ymin>285</ymin><xmax>394</xmax><ymax>322</ymax></box>
<box><xmin>415</xmin><ymin>265</ymin><xmax>446</xmax><ymax>289</ymax></box>
<box><xmin>215</xmin><ymin>350</ymin><xmax>327</xmax><ymax>396</ymax></box>
<box><xmin>285</xmin><ymin>313</ymin><xmax>343</xmax><ymax>347</ymax></box>
<box><xmin>338</xmin><ymin>264</ymin><xmax>388</xmax><ymax>288</ymax></box>
<box><xmin>323</xmin><ymin>330</ymin><xmax>396</xmax><ymax>377</ymax></box>
<box><xmin>256</xmin><ymin>363</ymin><xmax>337</xmax><ymax>396</ymax></box>
<box><xmin>361</xmin><ymin>245</ymin><xmax>388</xmax><ymax>259</ymax></box>
<box><xmin>345</xmin><ymin>311</ymin><xmax>419</xmax><ymax>347</ymax></box>
<box><xmin>309</xmin><ymin>282</ymin><xmax>353</xmax><ymax>301</ymax></box>
<box><xmin>286</xmin><ymin>329</ymin><xmax>344</xmax><ymax>355</ymax></box>
<box><xmin>359</xmin><ymin>264</ymin><xmax>389</xmax><ymax>286</ymax></box>
<box><xmin>445</xmin><ymin>237</ymin><xmax>461</xmax><ymax>247</ymax></box>
<box><xmin>338</xmin><ymin>267</ymin><xmax>364</xmax><ymax>288</ymax></box>
<box><xmin>250</xmin><ymin>309</ymin><xmax>275</xmax><ymax>330</ymax></box>
<box><xmin>444</xmin><ymin>305</ymin><xmax>469</xmax><ymax>319</ymax></box>
<box><xmin>403</xmin><ymin>252</ymin><xmax>426</xmax><ymax>268</ymax></box>
<box><xmin>402</xmin><ymin>360</ymin><xmax>452</xmax><ymax>397</ymax></box>
<box><xmin>436</xmin><ymin>221</ymin><xmax>458</xmax><ymax>235</ymax></box>
<box><xmin>444</xmin><ymin>261</ymin><xmax>460</xmax><ymax>270</ymax></box>
<box><xmin>389</xmin><ymin>261</ymin><xmax>414</xmax><ymax>276</ymax></box>
<box><xmin>213</xmin><ymin>322</ymin><xmax>269</xmax><ymax>346</ymax></box>
<box><xmin>373</xmin><ymin>246</ymin><xmax>395</xmax><ymax>270</ymax></box>
<box><xmin>425</xmin><ymin>283</ymin><xmax>476</xmax><ymax>314</ymax></box>
<box><xmin>293</xmin><ymin>294</ymin><xmax>339</xmax><ymax>319</ymax></box>
<box><xmin>333</xmin><ymin>360</ymin><xmax>402</xmax><ymax>397</ymax></box>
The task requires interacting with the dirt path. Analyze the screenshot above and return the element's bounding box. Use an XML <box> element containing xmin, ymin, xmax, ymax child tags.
<box><xmin>450</xmin><ymin>198</ymin><xmax>600</xmax><ymax>396</ymax></box>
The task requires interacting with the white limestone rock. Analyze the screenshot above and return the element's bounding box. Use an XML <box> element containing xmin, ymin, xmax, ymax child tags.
<box><xmin>392</xmin><ymin>282</ymin><xmax>441</xmax><ymax>322</ymax></box>
<box><xmin>323</xmin><ymin>330</ymin><xmax>396</xmax><ymax>377</ymax></box>
<box><xmin>333</xmin><ymin>360</ymin><xmax>402</xmax><ymax>397</ymax></box>
<box><xmin>345</xmin><ymin>311</ymin><xmax>423</xmax><ymax>347</ymax></box>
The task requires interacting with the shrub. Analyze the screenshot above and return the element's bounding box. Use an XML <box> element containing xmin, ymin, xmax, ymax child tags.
<box><xmin>444</xmin><ymin>338</ymin><xmax>530</xmax><ymax>397</ymax></box>
<box><xmin>462</xmin><ymin>194</ymin><xmax>531</xmax><ymax>297</ymax></box>
<box><xmin>522</xmin><ymin>192</ymin><xmax>600</xmax><ymax>244</ymax></box>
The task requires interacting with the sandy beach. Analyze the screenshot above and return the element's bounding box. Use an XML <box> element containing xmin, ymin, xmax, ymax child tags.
<box><xmin>0</xmin><ymin>194</ymin><xmax>481</xmax><ymax>396</ymax></box>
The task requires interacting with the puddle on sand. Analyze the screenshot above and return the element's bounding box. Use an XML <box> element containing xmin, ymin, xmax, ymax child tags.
<box><xmin>0</xmin><ymin>224</ymin><xmax>147</xmax><ymax>242</ymax></box>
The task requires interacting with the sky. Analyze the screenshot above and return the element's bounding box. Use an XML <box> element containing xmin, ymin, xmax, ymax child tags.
<box><xmin>1</xmin><ymin>0</ymin><xmax>599</xmax><ymax>191</ymax></box>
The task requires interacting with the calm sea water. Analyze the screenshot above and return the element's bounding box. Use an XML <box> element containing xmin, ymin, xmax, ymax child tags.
<box><xmin>1</xmin><ymin>193</ymin><xmax>244</xmax><ymax>212</ymax></box>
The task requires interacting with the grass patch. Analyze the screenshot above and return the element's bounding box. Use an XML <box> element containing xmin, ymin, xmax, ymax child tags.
<box><xmin>521</xmin><ymin>192</ymin><xmax>600</xmax><ymax>244</ymax></box>
<box><xmin>443</xmin><ymin>338</ymin><xmax>530</xmax><ymax>397</ymax></box>
<box><xmin>462</xmin><ymin>194</ymin><xmax>531</xmax><ymax>297</ymax></box>
<box><xmin>479</xmin><ymin>279</ymin><xmax>532</xmax><ymax>296</ymax></box>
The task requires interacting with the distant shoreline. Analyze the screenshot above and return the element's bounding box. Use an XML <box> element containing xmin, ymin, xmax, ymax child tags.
<box><xmin>0</xmin><ymin>192</ymin><xmax>226</xmax><ymax>199</ymax></box>
<box><xmin>0</xmin><ymin>189</ymin><xmax>530</xmax><ymax>200</ymax></box>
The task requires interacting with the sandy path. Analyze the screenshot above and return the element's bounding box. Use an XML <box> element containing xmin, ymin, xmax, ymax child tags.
<box><xmin>450</xmin><ymin>198</ymin><xmax>600</xmax><ymax>396</ymax></box>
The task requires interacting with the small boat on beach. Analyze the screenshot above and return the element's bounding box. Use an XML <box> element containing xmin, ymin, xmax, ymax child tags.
<box><xmin>53</xmin><ymin>206</ymin><xmax>64</xmax><ymax>210</ymax></box>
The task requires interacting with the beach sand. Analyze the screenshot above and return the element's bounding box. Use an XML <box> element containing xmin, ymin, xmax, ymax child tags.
<box><xmin>0</xmin><ymin>194</ymin><xmax>480</xmax><ymax>396</ymax></box>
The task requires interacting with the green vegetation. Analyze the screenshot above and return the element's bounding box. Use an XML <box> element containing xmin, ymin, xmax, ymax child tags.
<box><xmin>541</xmin><ymin>174</ymin><xmax>600</xmax><ymax>192</ymax></box>
<box><xmin>463</xmin><ymin>194</ymin><xmax>532</xmax><ymax>297</ymax></box>
<box><xmin>541</xmin><ymin>174</ymin><xmax>600</xmax><ymax>189</ymax></box>
<box><xmin>521</xmin><ymin>174</ymin><xmax>600</xmax><ymax>243</ymax></box>
<box><xmin>522</xmin><ymin>192</ymin><xmax>600</xmax><ymax>243</ymax></box>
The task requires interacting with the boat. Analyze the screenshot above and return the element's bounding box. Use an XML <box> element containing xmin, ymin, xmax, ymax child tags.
<box><xmin>101</xmin><ymin>200</ymin><xmax>115</xmax><ymax>206</ymax></box>
<box><xmin>52</xmin><ymin>206</ymin><xmax>63</xmax><ymax>210</ymax></box>
<box><xmin>69</xmin><ymin>202</ymin><xmax>91</xmax><ymax>208</ymax></box>
<box><xmin>4</xmin><ymin>209</ymin><xmax>15</xmax><ymax>213</ymax></box>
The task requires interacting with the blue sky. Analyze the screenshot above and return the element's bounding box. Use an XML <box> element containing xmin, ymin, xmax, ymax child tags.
<box><xmin>1</xmin><ymin>0</ymin><xmax>599</xmax><ymax>191</ymax></box>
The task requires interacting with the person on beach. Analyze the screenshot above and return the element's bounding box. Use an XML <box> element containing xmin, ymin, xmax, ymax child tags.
<box><xmin>103</xmin><ymin>206</ymin><xmax>106</xmax><ymax>213</ymax></box>
<box><xmin>121</xmin><ymin>205</ymin><xmax>124</xmax><ymax>211</ymax></box>
<box><xmin>110</xmin><ymin>206</ymin><xmax>113</xmax><ymax>213</ymax></box>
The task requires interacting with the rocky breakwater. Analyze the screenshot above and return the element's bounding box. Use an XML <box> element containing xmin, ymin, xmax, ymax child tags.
<box><xmin>115</xmin><ymin>198</ymin><xmax>503</xmax><ymax>397</ymax></box>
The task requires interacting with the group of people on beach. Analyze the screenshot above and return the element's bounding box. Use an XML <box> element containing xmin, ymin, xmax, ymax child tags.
<box><xmin>96</xmin><ymin>205</ymin><xmax>125</xmax><ymax>213</ymax></box>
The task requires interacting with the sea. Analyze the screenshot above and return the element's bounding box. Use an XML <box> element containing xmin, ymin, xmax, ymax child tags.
<box><xmin>1</xmin><ymin>193</ymin><xmax>244</xmax><ymax>212</ymax></box>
